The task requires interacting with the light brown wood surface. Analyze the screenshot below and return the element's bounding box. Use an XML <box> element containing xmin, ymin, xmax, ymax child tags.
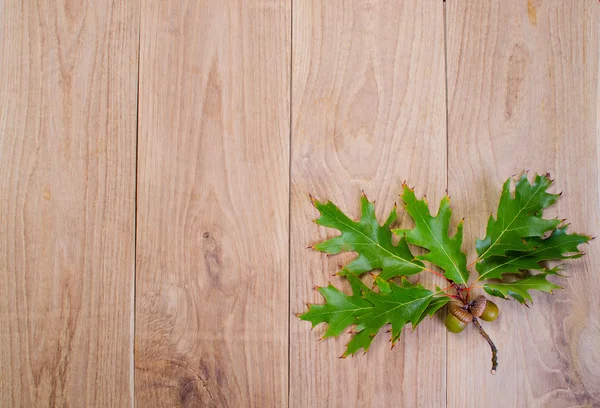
<box><xmin>446</xmin><ymin>1</ymin><xmax>600</xmax><ymax>406</ymax></box>
<box><xmin>0</xmin><ymin>0</ymin><xmax>138</xmax><ymax>406</ymax></box>
<box><xmin>2</xmin><ymin>0</ymin><xmax>599</xmax><ymax>406</ymax></box>
<box><xmin>290</xmin><ymin>1</ymin><xmax>448</xmax><ymax>406</ymax></box>
<box><xmin>134</xmin><ymin>1</ymin><xmax>290</xmax><ymax>406</ymax></box>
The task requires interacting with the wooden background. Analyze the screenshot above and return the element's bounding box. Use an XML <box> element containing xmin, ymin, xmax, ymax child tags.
<box><xmin>1</xmin><ymin>1</ymin><xmax>599</xmax><ymax>407</ymax></box>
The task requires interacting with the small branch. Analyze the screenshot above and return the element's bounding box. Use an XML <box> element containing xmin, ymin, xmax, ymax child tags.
<box><xmin>473</xmin><ymin>317</ymin><xmax>498</xmax><ymax>374</ymax></box>
<box><xmin>450</xmin><ymin>282</ymin><xmax>468</xmax><ymax>304</ymax></box>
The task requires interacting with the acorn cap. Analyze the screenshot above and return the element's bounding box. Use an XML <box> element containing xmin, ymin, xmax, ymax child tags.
<box><xmin>449</xmin><ymin>302</ymin><xmax>473</xmax><ymax>323</ymax></box>
<box><xmin>470</xmin><ymin>295</ymin><xmax>487</xmax><ymax>318</ymax></box>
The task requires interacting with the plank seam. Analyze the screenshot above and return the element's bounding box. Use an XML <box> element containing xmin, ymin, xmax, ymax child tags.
<box><xmin>442</xmin><ymin>1</ymin><xmax>449</xmax><ymax>408</ymax></box>
<box><xmin>132</xmin><ymin>3</ymin><xmax>143</xmax><ymax>407</ymax></box>
<box><xmin>287</xmin><ymin>1</ymin><xmax>293</xmax><ymax>407</ymax></box>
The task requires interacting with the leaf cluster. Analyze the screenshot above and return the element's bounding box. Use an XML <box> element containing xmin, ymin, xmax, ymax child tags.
<box><xmin>299</xmin><ymin>173</ymin><xmax>590</xmax><ymax>355</ymax></box>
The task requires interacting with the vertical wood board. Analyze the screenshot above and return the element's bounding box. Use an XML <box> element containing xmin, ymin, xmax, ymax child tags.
<box><xmin>135</xmin><ymin>1</ymin><xmax>290</xmax><ymax>406</ymax></box>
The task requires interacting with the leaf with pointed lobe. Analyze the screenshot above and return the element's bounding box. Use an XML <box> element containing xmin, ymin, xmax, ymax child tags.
<box><xmin>394</xmin><ymin>185</ymin><xmax>469</xmax><ymax>285</ymax></box>
<box><xmin>476</xmin><ymin>226</ymin><xmax>590</xmax><ymax>281</ymax></box>
<box><xmin>298</xmin><ymin>274</ymin><xmax>372</xmax><ymax>339</ymax></box>
<box><xmin>344</xmin><ymin>279</ymin><xmax>447</xmax><ymax>356</ymax></box>
<box><xmin>312</xmin><ymin>195</ymin><xmax>424</xmax><ymax>280</ymax></box>
<box><xmin>476</xmin><ymin>174</ymin><xmax>561</xmax><ymax>261</ymax></box>
<box><xmin>484</xmin><ymin>273</ymin><xmax>561</xmax><ymax>304</ymax></box>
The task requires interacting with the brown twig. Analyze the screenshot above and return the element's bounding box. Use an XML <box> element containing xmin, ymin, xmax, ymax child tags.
<box><xmin>473</xmin><ymin>317</ymin><xmax>498</xmax><ymax>374</ymax></box>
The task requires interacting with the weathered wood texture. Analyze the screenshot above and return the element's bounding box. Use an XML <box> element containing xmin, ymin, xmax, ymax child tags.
<box><xmin>446</xmin><ymin>1</ymin><xmax>600</xmax><ymax>406</ymax></box>
<box><xmin>134</xmin><ymin>1</ymin><xmax>290</xmax><ymax>407</ymax></box>
<box><xmin>290</xmin><ymin>1</ymin><xmax>448</xmax><ymax>407</ymax></box>
<box><xmin>2</xmin><ymin>0</ymin><xmax>599</xmax><ymax>406</ymax></box>
<box><xmin>0</xmin><ymin>0</ymin><xmax>138</xmax><ymax>406</ymax></box>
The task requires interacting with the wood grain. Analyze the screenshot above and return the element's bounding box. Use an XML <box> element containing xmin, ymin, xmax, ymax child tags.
<box><xmin>2</xmin><ymin>1</ymin><xmax>599</xmax><ymax>405</ymax></box>
<box><xmin>134</xmin><ymin>1</ymin><xmax>290</xmax><ymax>406</ymax></box>
<box><xmin>289</xmin><ymin>1</ymin><xmax>448</xmax><ymax>406</ymax></box>
<box><xmin>446</xmin><ymin>1</ymin><xmax>600</xmax><ymax>406</ymax></box>
<box><xmin>0</xmin><ymin>1</ymin><xmax>138</xmax><ymax>406</ymax></box>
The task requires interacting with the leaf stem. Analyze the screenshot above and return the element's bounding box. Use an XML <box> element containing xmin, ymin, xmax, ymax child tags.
<box><xmin>439</xmin><ymin>282</ymin><xmax>470</xmax><ymax>303</ymax></box>
<box><xmin>447</xmin><ymin>282</ymin><xmax>469</xmax><ymax>304</ymax></box>
<box><xmin>422</xmin><ymin>264</ymin><xmax>468</xmax><ymax>301</ymax></box>
<box><xmin>422</xmin><ymin>266</ymin><xmax>447</xmax><ymax>280</ymax></box>
<box><xmin>440</xmin><ymin>283</ymin><xmax>455</xmax><ymax>292</ymax></box>
<box><xmin>466</xmin><ymin>258</ymin><xmax>479</xmax><ymax>270</ymax></box>
<box><xmin>473</xmin><ymin>317</ymin><xmax>498</xmax><ymax>374</ymax></box>
<box><xmin>467</xmin><ymin>275</ymin><xmax>484</xmax><ymax>290</ymax></box>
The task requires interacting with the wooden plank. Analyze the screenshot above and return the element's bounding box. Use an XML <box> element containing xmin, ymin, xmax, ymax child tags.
<box><xmin>290</xmin><ymin>1</ymin><xmax>447</xmax><ymax>406</ymax></box>
<box><xmin>134</xmin><ymin>1</ymin><xmax>290</xmax><ymax>406</ymax></box>
<box><xmin>446</xmin><ymin>1</ymin><xmax>600</xmax><ymax>406</ymax></box>
<box><xmin>0</xmin><ymin>1</ymin><xmax>138</xmax><ymax>406</ymax></box>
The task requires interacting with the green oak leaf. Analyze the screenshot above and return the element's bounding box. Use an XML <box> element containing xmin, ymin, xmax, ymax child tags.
<box><xmin>373</xmin><ymin>275</ymin><xmax>392</xmax><ymax>294</ymax></box>
<box><xmin>484</xmin><ymin>273</ymin><xmax>561</xmax><ymax>304</ymax></box>
<box><xmin>476</xmin><ymin>226</ymin><xmax>590</xmax><ymax>281</ymax></box>
<box><xmin>344</xmin><ymin>279</ymin><xmax>447</xmax><ymax>356</ymax></box>
<box><xmin>312</xmin><ymin>194</ymin><xmax>424</xmax><ymax>280</ymax></box>
<box><xmin>476</xmin><ymin>174</ymin><xmax>561</xmax><ymax>260</ymax></box>
<box><xmin>300</xmin><ymin>275</ymin><xmax>448</xmax><ymax>357</ymax></box>
<box><xmin>393</xmin><ymin>185</ymin><xmax>469</xmax><ymax>285</ymax></box>
<box><xmin>298</xmin><ymin>274</ymin><xmax>372</xmax><ymax>339</ymax></box>
<box><xmin>344</xmin><ymin>328</ymin><xmax>379</xmax><ymax>356</ymax></box>
<box><xmin>414</xmin><ymin>289</ymin><xmax>450</xmax><ymax>326</ymax></box>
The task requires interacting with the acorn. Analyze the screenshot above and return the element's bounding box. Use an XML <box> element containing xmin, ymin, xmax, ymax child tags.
<box><xmin>469</xmin><ymin>295</ymin><xmax>487</xmax><ymax>318</ymax></box>
<box><xmin>480</xmin><ymin>300</ymin><xmax>499</xmax><ymax>322</ymax></box>
<box><xmin>445</xmin><ymin>314</ymin><xmax>468</xmax><ymax>333</ymax></box>
<box><xmin>445</xmin><ymin>302</ymin><xmax>473</xmax><ymax>334</ymax></box>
